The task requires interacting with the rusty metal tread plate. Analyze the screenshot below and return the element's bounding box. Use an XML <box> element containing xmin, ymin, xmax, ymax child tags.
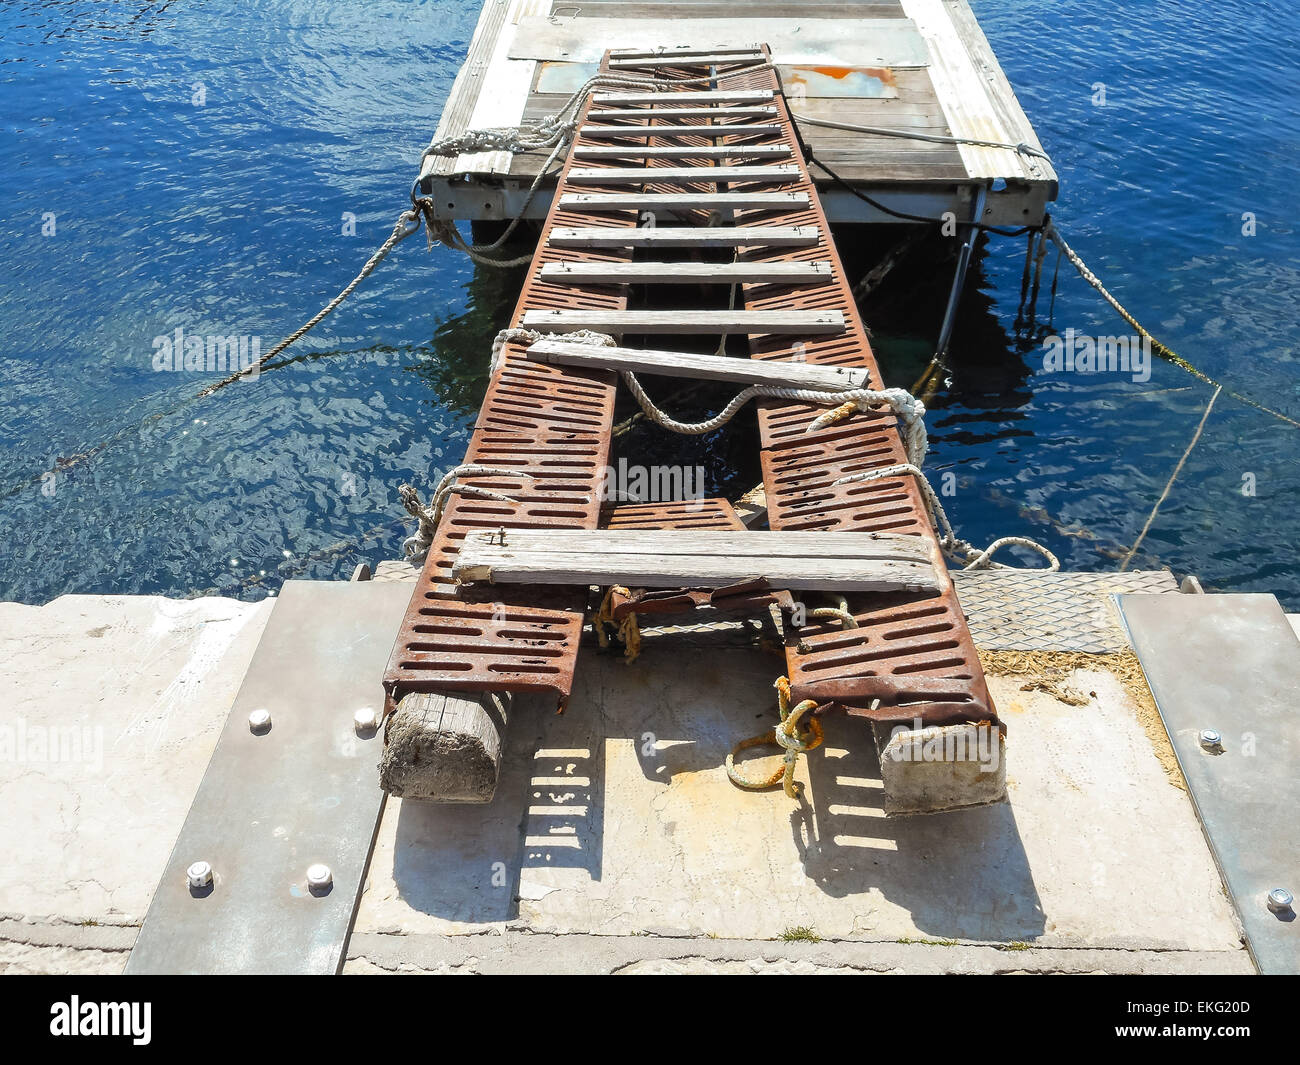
<box><xmin>718</xmin><ymin>56</ymin><xmax>994</xmax><ymax>727</ymax></box>
<box><xmin>383</xmin><ymin>597</ymin><xmax>584</xmax><ymax>708</ymax></box>
<box><xmin>952</xmin><ymin>568</ymin><xmax>1178</xmax><ymax>652</ymax></box>
<box><xmin>601</xmin><ymin>498</ymin><xmax>745</xmax><ymax>531</ymax></box>
<box><xmin>385</xmin><ymin>50</ymin><xmax>640</xmax><ymax>707</ymax></box>
<box><xmin>126</xmin><ymin>580</ymin><xmax>410</xmax><ymax>975</ymax></box>
<box><xmin>1116</xmin><ymin>593</ymin><xmax>1300</xmax><ymax>975</ymax></box>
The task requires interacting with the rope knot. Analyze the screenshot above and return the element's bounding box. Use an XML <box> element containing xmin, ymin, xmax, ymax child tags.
<box><xmin>726</xmin><ymin>676</ymin><xmax>824</xmax><ymax>798</ymax></box>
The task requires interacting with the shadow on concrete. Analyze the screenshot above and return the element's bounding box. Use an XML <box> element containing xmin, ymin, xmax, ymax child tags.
<box><xmin>795</xmin><ymin>715</ymin><xmax>1047</xmax><ymax>942</ymax></box>
<box><xmin>390</xmin><ymin>694</ymin><xmax>604</xmax><ymax>922</ymax></box>
<box><xmin>387</xmin><ymin>641</ymin><xmax>1043</xmax><ymax>942</ymax></box>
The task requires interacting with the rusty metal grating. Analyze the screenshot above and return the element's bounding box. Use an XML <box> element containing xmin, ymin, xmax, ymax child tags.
<box><xmin>720</xmin><ymin>57</ymin><xmax>997</xmax><ymax>728</ymax></box>
<box><xmin>385</xmin><ymin>597</ymin><xmax>584</xmax><ymax>711</ymax></box>
<box><xmin>601</xmin><ymin>498</ymin><xmax>745</xmax><ymax>531</ymax></box>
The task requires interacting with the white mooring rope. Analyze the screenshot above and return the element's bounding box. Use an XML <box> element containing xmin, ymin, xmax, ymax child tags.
<box><xmin>831</xmin><ymin>463</ymin><xmax>1060</xmax><ymax>572</ymax></box>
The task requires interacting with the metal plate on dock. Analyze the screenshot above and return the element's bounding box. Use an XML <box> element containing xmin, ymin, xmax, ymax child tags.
<box><xmin>953</xmin><ymin>569</ymin><xmax>1178</xmax><ymax>652</ymax></box>
<box><xmin>126</xmin><ymin>580</ymin><xmax>411</xmax><ymax>975</ymax></box>
<box><xmin>1117</xmin><ymin>593</ymin><xmax>1300</xmax><ymax>975</ymax></box>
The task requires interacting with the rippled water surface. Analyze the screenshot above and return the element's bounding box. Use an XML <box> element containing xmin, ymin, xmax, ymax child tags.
<box><xmin>1</xmin><ymin>0</ymin><xmax>1297</xmax><ymax>605</ymax></box>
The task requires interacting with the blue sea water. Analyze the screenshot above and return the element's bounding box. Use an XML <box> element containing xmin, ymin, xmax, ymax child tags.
<box><xmin>0</xmin><ymin>0</ymin><xmax>1296</xmax><ymax>605</ymax></box>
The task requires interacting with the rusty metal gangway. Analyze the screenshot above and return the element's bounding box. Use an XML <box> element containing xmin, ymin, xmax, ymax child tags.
<box><xmin>382</xmin><ymin>46</ymin><xmax>999</xmax><ymax>809</ymax></box>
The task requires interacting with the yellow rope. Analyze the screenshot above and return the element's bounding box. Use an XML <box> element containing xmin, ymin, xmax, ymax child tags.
<box><xmin>592</xmin><ymin>585</ymin><xmax>640</xmax><ymax>662</ymax></box>
<box><xmin>1045</xmin><ymin>221</ymin><xmax>1300</xmax><ymax>431</ymax></box>
<box><xmin>726</xmin><ymin>676</ymin><xmax>825</xmax><ymax>798</ymax></box>
<box><xmin>618</xmin><ymin>612</ymin><xmax>641</xmax><ymax>663</ymax></box>
<box><xmin>814</xmin><ymin>399</ymin><xmax>858</xmax><ymax>428</ymax></box>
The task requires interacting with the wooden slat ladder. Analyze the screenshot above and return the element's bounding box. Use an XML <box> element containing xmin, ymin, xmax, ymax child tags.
<box><xmin>384</xmin><ymin>45</ymin><xmax>1001</xmax><ymax>809</ymax></box>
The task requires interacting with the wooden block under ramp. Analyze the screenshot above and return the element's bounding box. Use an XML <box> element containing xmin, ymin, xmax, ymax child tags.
<box><xmin>380</xmin><ymin>689</ymin><xmax>510</xmax><ymax>804</ymax></box>
<box><xmin>524</xmin><ymin>336</ymin><xmax>869</xmax><ymax>391</ymax></box>
<box><xmin>452</xmin><ymin>529</ymin><xmax>939</xmax><ymax>594</ymax></box>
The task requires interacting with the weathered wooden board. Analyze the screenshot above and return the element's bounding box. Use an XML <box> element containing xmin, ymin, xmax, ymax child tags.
<box><xmin>537</xmin><ymin>260</ymin><xmax>829</xmax><ymax>283</ymax></box>
<box><xmin>559</xmin><ymin>191</ymin><xmax>808</xmax><ymax>210</ymax></box>
<box><xmin>548</xmin><ymin>225</ymin><xmax>819</xmax><ymax>247</ymax></box>
<box><xmin>453</xmin><ymin>529</ymin><xmax>939</xmax><ymax>592</ymax></box>
<box><xmin>567</xmin><ymin>165</ymin><xmax>799</xmax><ymax>184</ymax></box>
<box><xmin>596</xmin><ymin>5</ymin><xmax>904</xmax><ymax>23</ymax></box>
<box><xmin>579</xmin><ymin>123</ymin><xmax>785</xmax><ymax>137</ymax></box>
<box><xmin>899</xmin><ymin>0</ymin><xmax>1055</xmax><ymax>186</ymax></box>
<box><xmin>572</xmin><ymin>144</ymin><xmax>792</xmax><ymax>158</ymax></box>
<box><xmin>592</xmin><ymin>90</ymin><xmax>774</xmax><ymax>105</ymax></box>
<box><xmin>524</xmin><ymin>335</ymin><xmax>868</xmax><ymax>390</ymax></box>
<box><xmin>589</xmin><ymin>106</ymin><xmax>778</xmax><ymax>120</ymax></box>
<box><xmin>520</xmin><ymin>308</ymin><xmax>845</xmax><ymax>334</ymax></box>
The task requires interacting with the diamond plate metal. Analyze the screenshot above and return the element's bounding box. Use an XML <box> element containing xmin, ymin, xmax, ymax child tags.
<box><xmin>953</xmin><ymin>569</ymin><xmax>1178</xmax><ymax>652</ymax></box>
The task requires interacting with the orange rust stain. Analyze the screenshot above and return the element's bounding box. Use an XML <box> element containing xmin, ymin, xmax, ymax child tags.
<box><xmin>789</xmin><ymin>65</ymin><xmax>897</xmax><ymax>88</ymax></box>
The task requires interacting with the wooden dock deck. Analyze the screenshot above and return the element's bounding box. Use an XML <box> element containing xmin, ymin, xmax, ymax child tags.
<box><xmin>420</xmin><ymin>0</ymin><xmax>1057</xmax><ymax>227</ymax></box>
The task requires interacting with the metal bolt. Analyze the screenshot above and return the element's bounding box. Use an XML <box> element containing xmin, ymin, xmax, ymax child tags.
<box><xmin>186</xmin><ymin>860</ymin><xmax>213</xmax><ymax>889</ymax></box>
<box><xmin>1198</xmin><ymin>728</ymin><xmax>1222</xmax><ymax>750</ymax></box>
<box><xmin>306</xmin><ymin>863</ymin><xmax>333</xmax><ymax>891</ymax></box>
<box><xmin>354</xmin><ymin>707</ymin><xmax>379</xmax><ymax>735</ymax></box>
<box><xmin>1267</xmin><ymin>888</ymin><xmax>1294</xmax><ymax>913</ymax></box>
<box><xmin>249</xmin><ymin>708</ymin><xmax>272</xmax><ymax>734</ymax></box>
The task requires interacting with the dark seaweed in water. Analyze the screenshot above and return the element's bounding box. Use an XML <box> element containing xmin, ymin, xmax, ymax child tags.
<box><xmin>0</xmin><ymin>0</ymin><xmax>1296</xmax><ymax>606</ymax></box>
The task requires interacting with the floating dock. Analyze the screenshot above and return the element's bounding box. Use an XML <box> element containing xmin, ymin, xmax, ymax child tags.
<box><xmin>421</xmin><ymin>0</ymin><xmax>1057</xmax><ymax>227</ymax></box>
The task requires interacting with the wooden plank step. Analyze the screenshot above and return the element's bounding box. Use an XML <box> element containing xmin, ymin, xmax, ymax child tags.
<box><xmin>548</xmin><ymin>226</ymin><xmax>820</xmax><ymax>248</ymax></box>
<box><xmin>524</xmin><ymin>336</ymin><xmax>868</xmax><ymax>390</ymax></box>
<box><xmin>589</xmin><ymin>106</ymin><xmax>777</xmax><ymax>120</ymax></box>
<box><xmin>567</xmin><ymin>165</ymin><xmax>799</xmax><ymax>184</ymax></box>
<box><xmin>559</xmin><ymin>191</ymin><xmax>808</xmax><ymax>211</ymax></box>
<box><xmin>519</xmin><ymin>309</ymin><xmax>846</xmax><ymax>335</ymax></box>
<box><xmin>452</xmin><ymin>530</ymin><xmax>939</xmax><ymax>594</ymax></box>
<box><xmin>537</xmin><ymin>260</ymin><xmax>831</xmax><ymax>285</ymax></box>
<box><xmin>579</xmin><ymin>123</ymin><xmax>784</xmax><ymax>138</ymax></box>
<box><xmin>573</xmin><ymin>145</ymin><xmax>792</xmax><ymax>159</ymax></box>
<box><xmin>591</xmin><ymin>90</ymin><xmax>774</xmax><ymax>104</ymax></box>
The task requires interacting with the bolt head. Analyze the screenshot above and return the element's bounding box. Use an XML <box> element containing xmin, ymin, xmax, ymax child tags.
<box><xmin>306</xmin><ymin>863</ymin><xmax>333</xmax><ymax>891</ymax></box>
<box><xmin>186</xmin><ymin>860</ymin><xmax>213</xmax><ymax>889</ymax></box>
<box><xmin>354</xmin><ymin>707</ymin><xmax>378</xmax><ymax>735</ymax></box>
<box><xmin>1198</xmin><ymin>728</ymin><xmax>1222</xmax><ymax>750</ymax></box>
<box><xmin>249</xmin><ymin>708</ymin><xmax>272</xmax><ymax>734</ymax></box>
<box><xmin>1267</xmin><ymin>888</ymin><xmax>1294</xmax><ymax>913</ymax></box>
